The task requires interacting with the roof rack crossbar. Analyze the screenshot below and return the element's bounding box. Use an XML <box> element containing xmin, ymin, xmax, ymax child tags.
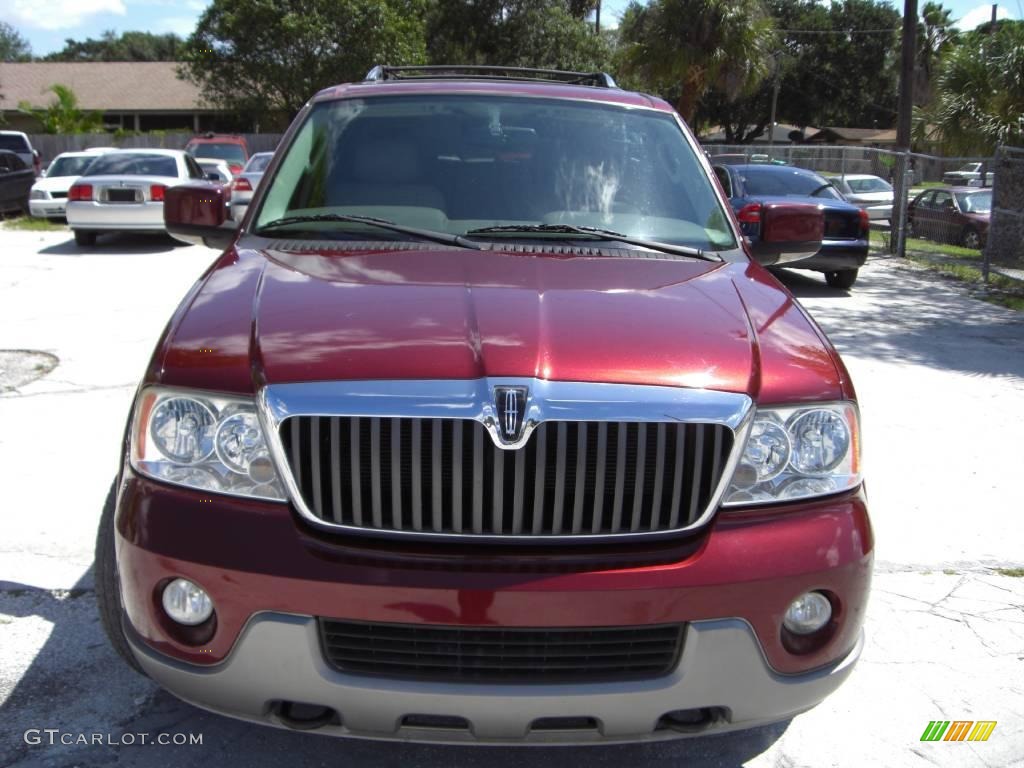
<box><xmin>363</xmin><ymin>65</ymin><xmax>617</xmax><ymax>89</ymax></box>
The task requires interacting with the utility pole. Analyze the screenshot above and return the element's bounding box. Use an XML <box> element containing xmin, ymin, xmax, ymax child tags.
<box><xmin>893</xmin><ymin>0</ymin><xmax>918</xmax><ymax>255</ymax></box>
<box><xmin>595</xmin><ymin>0</ymin><xmax>601</xmax><ymax>34</ymax></box>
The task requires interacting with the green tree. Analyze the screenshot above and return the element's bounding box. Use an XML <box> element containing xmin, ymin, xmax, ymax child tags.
<box><xmin>915</xmin><ymin>2</ymin><xmax>959</xmax><ymax>105</ymax></box>
<box><xmin>43</xmin><ymin>30</ymin><xmax>185</xmax><ymax>61</ymax></box>
<box><xmin>926</xmin><ymin>21</ymin><xmax>1024</xmax><ymax>154</ymax></box>
<box><xmin>427</xmin><ymin>0</ymin><xmax>612</xmax><ymax>71</ymax></box>
<box><xmin>616</xmin><ymin>0</ymin><xmax>776</xmax><ymax>124</ymax></box>
<box><xmin>1</xmin><ymin>21</ymin><xmax>32</xmax><ymax>61</ymax></box>
<box><xmin>181</xmin><ymin>0</ymin><xmax>428</xmax><ymax>121</ymax></box>
<box><xmin>17</xmin><ymin>84</ymin><xmax>104</xmax><ymax>133</ymax></box>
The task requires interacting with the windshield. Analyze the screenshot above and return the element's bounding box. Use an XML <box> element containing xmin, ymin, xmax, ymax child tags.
<box><xmin>741</xmin><ymin>168</ymin><xmax>843</xmax><ymax>200</ymax></box>
<box><xmin>47</xmin><ymin>156</ymin><xmax>96</xmax><ymax>177</ymax></box>
<box><xmin>244</xmin><ymin>153</ymin><xmax>273</xmax><ymax>173</ymax></box>
<box><xmin>846</xmin><ymin>177</ymin><xmax>891</xmax><ymax>193</ymax></box>
<box><xmin>83</xmin><ymin>153</ymin><xmax>179</xmax><ymax>177</ymax></box>
<box><xmin>254</xmin><ymin>95</ymin><xmax>736</xmax><ymax>251</ymax></box>
<box><xmin>187</xmin><ymin>143</ymin><xmax>247</xmax><ymax>163</ymax></box>
<box><xmin>956</xmin><ymin>190</ymin><xmax>991</xmax><ymax>213</ymax></box>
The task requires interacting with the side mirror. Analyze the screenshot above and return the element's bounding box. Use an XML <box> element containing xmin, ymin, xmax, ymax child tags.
<box><xmin>164</xmin><ymin>183</ymin><xmax>238</xmax><ymax>249</ymax></box>
<box><xmin>741</xmin><ymin>202</ymin><xmax>825</xmax><ymax>266</ymax></box>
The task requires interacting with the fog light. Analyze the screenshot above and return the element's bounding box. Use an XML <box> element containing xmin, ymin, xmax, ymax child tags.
<box><xmin>783</xmin><ymin>592</ymin><xmax>832</xmax><ymax>635</ymax></box>
<box><xmin>162</xmin><ymin>578</ymin><xmax>213</xmax><ymax>626</ymax></box>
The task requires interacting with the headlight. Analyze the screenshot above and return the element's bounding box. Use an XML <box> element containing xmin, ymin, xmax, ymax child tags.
<box><xmin>131</xmin><ymin>387</ymin><xmax>286</xmax><ymax>501</ymax></box>
<box><xmin>723</xmin><ymin>402</ymin><xmax>860</xmax><ymax>506</ymax></box>
<box><xmin>30</xmin><ymin>189</ymin><xmax>49</xmax><ymax>200</ymax></box>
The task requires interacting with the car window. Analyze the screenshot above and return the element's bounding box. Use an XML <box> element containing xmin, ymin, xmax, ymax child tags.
<box><xmin>956</xmin><ymin>191</ymin><xmax>991</xmax><ymax>213</ymax></box>
<box><xmin>847</xmin><ymin>177</ymin><xmax>890</xmax><ymax>193</ymax></box>
<box><xmin>255</xmin><ymin>95</ymin><xmax>737</xmax><ymax>251</ymax></box>
<box><xmin>932</xmin><ymin>191</ymin><xmax>954</xmax><ymax>209</ymax></box>
<box><xmin>0</xmin><ymin>135</ymin><xmax>29</xmax><ymax>153</ymax></box>
<box><xmin>187</xmin><ymin>143</ymin><xmax>247</xmax><ymax>163</ymax></box>
<box><xmin>47</xmin><ymin>156</ymin><xmax>96</xmax><ymax>177</ymax></box>
<box><xmin>245</xmin><ymin>154</ymin><xmax>273</xmax><ymax>173</ymax></box>
<box><xmin>0</xmin><ymin>155</ymin><xmax>9</xmax><ymax>172</ymax></box>
<box><xmin>185</xmin><ymin>155</ymin><xmax>206</xmax><ymax>179</ymax></box>
<box><xmin>712</xmin><ymin>166</ymin><xmax>733</xmax><ymax>197</ymax></box>
<box><xmin>83</xmin><ymin>154</ymin><xmax>179</xmax><ymax>177</ymax></box>
<box><xmin>739</xmin><ymin>168</ymin><xmax>843</xmax><ymax>200</ymax></box>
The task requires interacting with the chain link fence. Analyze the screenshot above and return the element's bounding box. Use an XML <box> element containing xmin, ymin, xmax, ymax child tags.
<box><xmin>984</xmin><ymin>146</ymin><xmax>1024</xmax><ymax>271</ymax></box>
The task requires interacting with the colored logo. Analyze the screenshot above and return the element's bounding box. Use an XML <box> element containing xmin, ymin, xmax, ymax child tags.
<box><xmin>921</xmin><ymin>721</ymin><xmax>997</xmax><ymax>742</ymax></box>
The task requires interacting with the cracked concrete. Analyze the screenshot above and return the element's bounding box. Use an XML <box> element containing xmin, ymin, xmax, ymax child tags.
<box><xmin>1</xmin><ymin>231</ymin><xmax>1022</xmax><ymax>767</ymax></box>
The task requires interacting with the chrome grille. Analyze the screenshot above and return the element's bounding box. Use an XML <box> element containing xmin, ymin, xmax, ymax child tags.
<box><xmin>280</xmin><ymin>417</ymin><xmax>732</xmax><ymax>540</ymax></box>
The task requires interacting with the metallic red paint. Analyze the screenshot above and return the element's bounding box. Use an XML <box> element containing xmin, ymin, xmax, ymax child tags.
<box><xmin>148</xmin><ymin>246</ymin><xmax>847</xmax><ymax>404</ymax></box>
<box><xmin>164</xmin><ymin>182</ymin><xmax>228</xmax><ymax>228</ymax></box>
<box><xmin>115</xmin><ymin>472</ymin><xmax>872</xmax><ymax>675</ymax></box>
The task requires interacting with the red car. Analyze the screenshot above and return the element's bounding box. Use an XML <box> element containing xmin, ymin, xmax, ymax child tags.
<box><xmin>907</xmin><ymin>186</ymin><xmax>991</xmax><ymax>249</ymax></box>
<box><xmin>97</xmin><ymin>66</ymin><xmax>872</xmax><ymax>743</ymax></box>
<box><xmin>184</xmin><ymin>133</ymin><xmax>249</xmax><ymax>176</ymax></box>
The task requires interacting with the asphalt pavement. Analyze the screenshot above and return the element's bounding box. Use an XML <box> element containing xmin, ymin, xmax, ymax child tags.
<box><xmin>1</xmin><ymin>228</ymin><xmax>1022</xmax><ymax>768</ymax></box>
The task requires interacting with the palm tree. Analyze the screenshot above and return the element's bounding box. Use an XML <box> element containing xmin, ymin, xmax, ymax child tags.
<box><xmin>929</xmin><ymin>22</ymin><xmax>1024</xmax><ymax>154</ymax></box>
<box><xmin>916</xmin><ymin>2</ymin><xmax>959</xmax><ymax>105</ymax></box>
<box><xmin>617</xmin><ymin>0</ymin><xmax>776</xmax><ymax>124</ymax></box>
<box><xmin>18</xmin><ymin>84</ymin><xmax>104</xmax><ymax>134</ymax></box>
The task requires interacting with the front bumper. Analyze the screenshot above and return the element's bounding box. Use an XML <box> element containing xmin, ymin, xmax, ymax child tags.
<box><xmin>29</xmin><ymin>200</ymin><xmax>67</xmax><ymax>218</ymax></box>
<box><xmin>127</xmin><ymin>611</ymin><xmax>863</xmax><ymax>743</ymax></box>
<box><xmin>115</xmin><ymin>474</ymin><xmax>872</xmax><ymax>741</ymax></box>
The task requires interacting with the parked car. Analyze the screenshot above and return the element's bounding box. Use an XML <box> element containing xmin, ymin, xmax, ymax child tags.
<box><xmin>941</xmin><ymin>162</ymin><xmax>991</xmax><ymax>187</ymax></box>
<box><xmin>0</xmin><ymin>130</ymin><xmax>41</xmax><ymax>176</ymax></box>
<box><xmin>828</xmin><ymin>174</ymin><xmax>894</xmax><ymax>221</ymax></box>
<box><xmin>227</xmin><ymin>151</ymin><xmax>274</xmax><ymax>222</ymax></box>
<box><xmin>907</xmin><ymin>186</ymin><xmax>991</xmax><ymax>249</ymax></box>
<box><xmin>713</xmin><ymin>163</ymin><xmax>869</xmax><ymax>289</ymax></box>
<box><xmin>184</xmin><ymin>134</ymin><xmax>249</xmax><ymax>176</ymax></box>
<box><xmin>197</xmin><ymin>158</ymin><xmax>235</xmax><ymax>184</ymax></box>
<box><xmin>65</xmin><ymin>149</ymin><xmax>206</xmax><ymax>246</ymax></box>
<box><xmin>0</xmin><ymin>150</ymin><xmax>35</xmax><ymax>215</ymax></box>
<box><xmin>97</xmin><ymin>65</ymin><xmax>870</xmax><ymax>744</ymax></box>
<box><xmin>29</xmin><ymin>149</ymin><xmax>115</xmax><ymax>219</ymax></box>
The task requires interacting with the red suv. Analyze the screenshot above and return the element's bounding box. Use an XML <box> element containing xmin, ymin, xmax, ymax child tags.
<box><xmin>97</xmin><ymin>66</ymin><xmax>872</xmax><ymax>743</ymax></box>
<box><xmin>184</xmin><ymin>133</ymin><xmax>249</xmax><ymax>175</ymax></box>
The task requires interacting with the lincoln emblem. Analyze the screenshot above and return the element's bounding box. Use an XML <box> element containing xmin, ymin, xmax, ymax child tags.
<box><xmin>494</xmin><ymin>386</ymin><xmax>528</xmax><ymax>442</ymax></box>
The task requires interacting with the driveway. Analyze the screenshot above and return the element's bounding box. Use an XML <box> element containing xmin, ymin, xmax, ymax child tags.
<box><xmin>1</xmin><ymin>231</ymin><xmax>1022</xmax><ymax>768</ymax></box>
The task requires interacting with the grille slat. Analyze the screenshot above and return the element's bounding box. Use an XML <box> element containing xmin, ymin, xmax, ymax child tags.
<box><xmin>319</xmin><ymin>619</ymin><xmax>684</xmax><ymax>683</ymax></box>
<box><xmin>282</xmin><ymin>418</ymin><xmax>732</xmax><ymax>540</ymax></box>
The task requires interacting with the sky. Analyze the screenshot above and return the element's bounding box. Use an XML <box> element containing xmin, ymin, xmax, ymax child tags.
<box><xmin>5</xmin><ymin>0</ymin><xmax>1021</xmax><ymax>57</ymax></box>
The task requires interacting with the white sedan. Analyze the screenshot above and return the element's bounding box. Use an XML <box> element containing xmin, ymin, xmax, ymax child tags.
<box><xmin>29</xmin><ymin>148</ymin><xmax>113</xmax><ymax>219</ymax></box>
<box><xmin>65</xmin><ymin>149</ymin><xmax>207</xmax><ymax>246</ymax></box>
<box><xmin>830</xmin><ymin>174</ymin><xmax>894</xmax><ymax>221</ymax></box>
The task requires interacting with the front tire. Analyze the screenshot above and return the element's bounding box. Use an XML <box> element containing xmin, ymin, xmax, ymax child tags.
<box><xmin>74</xmin><ymin>230</ymin><xmax>97</xmax><ymax>247</ymax></box>
<box><xmin>95</xmin><ymin>481</ymin><xmax>145</xmax><ymax>675</ymax></box>
<box><xmin>825</xmin><ymin>269</ymin><xmax>858</xmax><ymax>290</ymax></box>
<box><xmin>960</xmin><ymin>226</ymin><xmax>981</xmax><ymax>250</ymax></box>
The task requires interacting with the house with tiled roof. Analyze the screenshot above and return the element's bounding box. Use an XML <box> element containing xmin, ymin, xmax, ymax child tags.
<box><xmin>0</xmin><ymin>62</ymin><xmax>224</xmax><ymax>132</ymax></box>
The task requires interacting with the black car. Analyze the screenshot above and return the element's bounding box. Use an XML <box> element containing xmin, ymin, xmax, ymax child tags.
<box><xmin>713</xmin><ymin>163</ymin><xmax>870</xmax><ymax>289</ymax></box>
<box><xmin>0</xmin><ymin>150</ymin><xmax>34</xmax><ymax>216</ymax></box>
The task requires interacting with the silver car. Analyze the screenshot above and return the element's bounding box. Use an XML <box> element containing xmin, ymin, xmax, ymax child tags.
<box><xmin>66</xmin><ymin>149</ymin><xmax>206</xmax><ymax>246</ymax></box>
<box><xmin>830</xmin><ymin>174</ymin><xmax>894</xmax><ymax>221</ymax></box>
<box><xmin>228</xmin><ymin>151</ymin><xmax>274</xmax><ymax>222</ymax></box>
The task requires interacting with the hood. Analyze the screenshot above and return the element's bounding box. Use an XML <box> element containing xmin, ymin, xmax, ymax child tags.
<box><xmin>154</xmin><ymin>245</ymin><xmax>848</xmax><ymax>403</ymax></box>
<box><xmin>32</xmin><ymin>176</ymin><xmax>76</xmax><ymax>193</ymax></box>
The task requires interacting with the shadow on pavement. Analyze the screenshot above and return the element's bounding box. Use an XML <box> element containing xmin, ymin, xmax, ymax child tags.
<box><xmin>0</xmin><ymin>566</ymin><xmax>788</xmax><ymax>768</ymax></box>
<box><xmin>772</xmin><ymin>256</ymin><xmax>1024</xmax><ymax>382</ymax></box>
<box><xmin>38</xmin><ymin>232</ymin><xmax>184</xmax><ymax>256</ymax></box>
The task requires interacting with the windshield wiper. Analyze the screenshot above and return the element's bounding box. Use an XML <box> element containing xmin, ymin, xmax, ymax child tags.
<box><xmin>256</xmin><ymin>214</ymin><xmax>482</xmax><ymax>250</ymax></box>
<box><xmin>464</xmin><ymin>224</ymin><xmax>721</xmax><ymax>261</ymax></box>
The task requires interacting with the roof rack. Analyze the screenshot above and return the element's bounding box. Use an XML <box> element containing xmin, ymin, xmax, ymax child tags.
<box><xmin>363</xmin><ymin>65</ymin><xmax>618</xmax><ymax>89</ymax></box>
